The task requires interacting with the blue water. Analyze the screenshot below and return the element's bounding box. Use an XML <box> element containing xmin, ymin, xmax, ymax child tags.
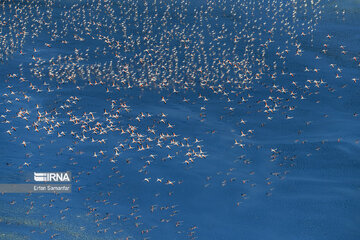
<box><xmin>0</xmin><ymin>0</ymin><xmax>359</xmax><ymax>239</ymax></box>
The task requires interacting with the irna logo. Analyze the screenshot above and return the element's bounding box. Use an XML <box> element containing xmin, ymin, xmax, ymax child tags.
<box><xmin>34</xmin><ymin>172</ymin><xmax>71</xmax><ymax>182</ymax></box>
